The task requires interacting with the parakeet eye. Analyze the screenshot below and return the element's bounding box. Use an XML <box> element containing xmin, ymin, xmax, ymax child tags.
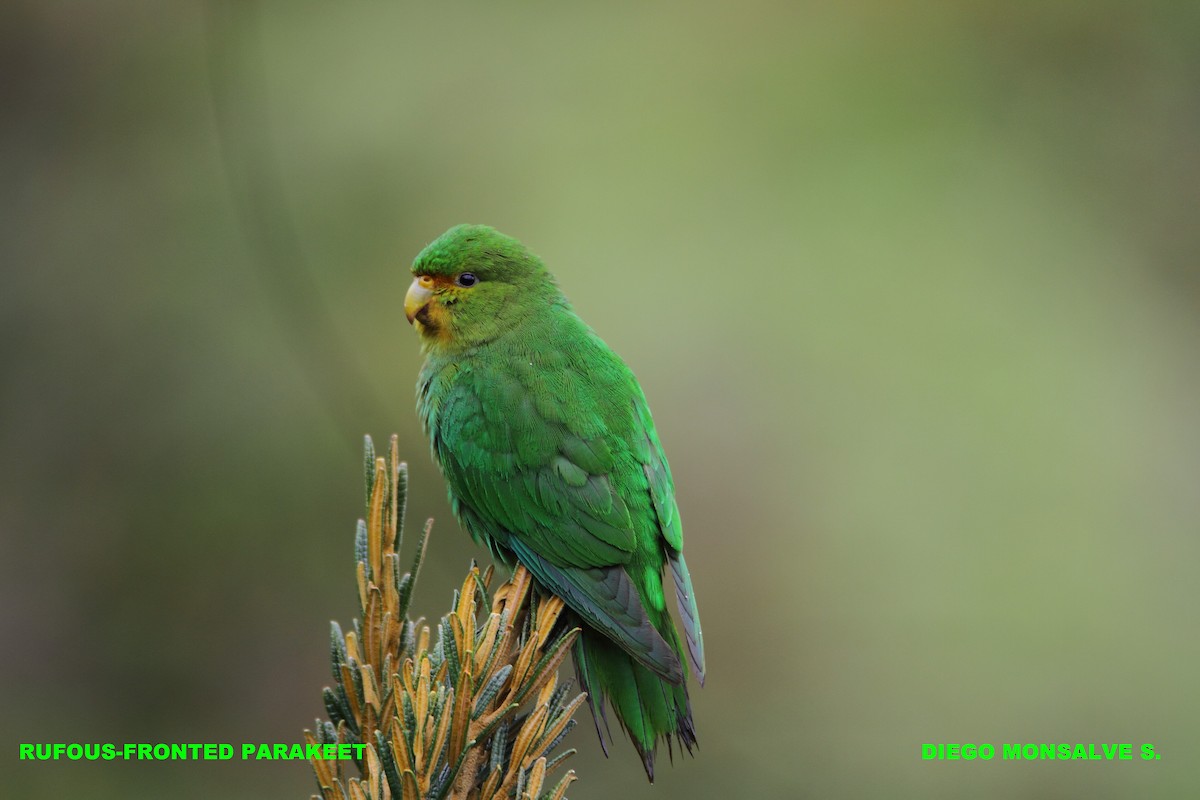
<box><xmin>455</xmin><ymin>273</ymin><xmax>479</xmax><ymax>288</ymax></box>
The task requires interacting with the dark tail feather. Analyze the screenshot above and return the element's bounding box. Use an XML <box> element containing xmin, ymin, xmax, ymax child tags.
<box><xmin>573</xmin><ymin>634</ymin><xmax>612</xmax><ymax>756</ymax></box>
<box><xmin>574</xmin><ymin>626</ymin><xmax>697</xmax><ymax>783</ymax></box>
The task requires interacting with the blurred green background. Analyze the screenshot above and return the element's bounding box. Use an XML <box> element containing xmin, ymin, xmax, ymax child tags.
<box><xmin>4</xmin><ymin>1</ymin><xmax>1199</xmax><ymax>797</ymax></box>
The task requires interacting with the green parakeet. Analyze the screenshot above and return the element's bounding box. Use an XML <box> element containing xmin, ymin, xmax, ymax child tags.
<box><xmin>404</xmin><ymin>224</ymin><xmax>705</xmax><ymax>781</ymax></box>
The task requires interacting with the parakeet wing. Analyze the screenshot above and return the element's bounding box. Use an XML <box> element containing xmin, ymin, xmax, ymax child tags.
<box><xmin>508</xmin><ymin>538</ymin><xmax>683</xmax><ymax>682</ymax></box>
<box><xmin>632</xmin><ymin>396</ymin><xmax>706</xmax><ymax>682</ymax></box>
<box><xmin>426</xmin><ymin>356</ymin><xmax>684</xmax><ymax>681</ymax></box>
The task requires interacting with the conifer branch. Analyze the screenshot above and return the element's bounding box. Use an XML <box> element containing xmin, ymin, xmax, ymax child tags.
<box><xmin>305</xmin><ymin>435</ymin><xmax>582</xmax><ymax>800</ymax></box>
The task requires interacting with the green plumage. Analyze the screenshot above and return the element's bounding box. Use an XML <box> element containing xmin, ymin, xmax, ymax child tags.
<box><xmin>406</xmin><ymin>224</ymin><xmax>704</xmax><ymax>781</ymax></box>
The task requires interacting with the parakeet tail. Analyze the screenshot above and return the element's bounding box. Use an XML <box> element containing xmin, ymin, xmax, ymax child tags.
<box><xmin>573</xmin><ymin>623</ymin><xmax>697</xmax><ymax>782</ymax></box>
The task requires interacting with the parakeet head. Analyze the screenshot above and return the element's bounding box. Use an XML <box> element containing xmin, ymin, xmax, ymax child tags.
<box><xmin>405</xmin><ymin>224</ymin><xmax>562</xmax><ymax>349</ymax></box>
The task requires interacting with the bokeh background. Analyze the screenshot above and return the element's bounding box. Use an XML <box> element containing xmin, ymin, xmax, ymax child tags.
<box><xmin>4</xmin><ymin>1</ymin><xmax>1199</xmax><ymax>798</ymax></box>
